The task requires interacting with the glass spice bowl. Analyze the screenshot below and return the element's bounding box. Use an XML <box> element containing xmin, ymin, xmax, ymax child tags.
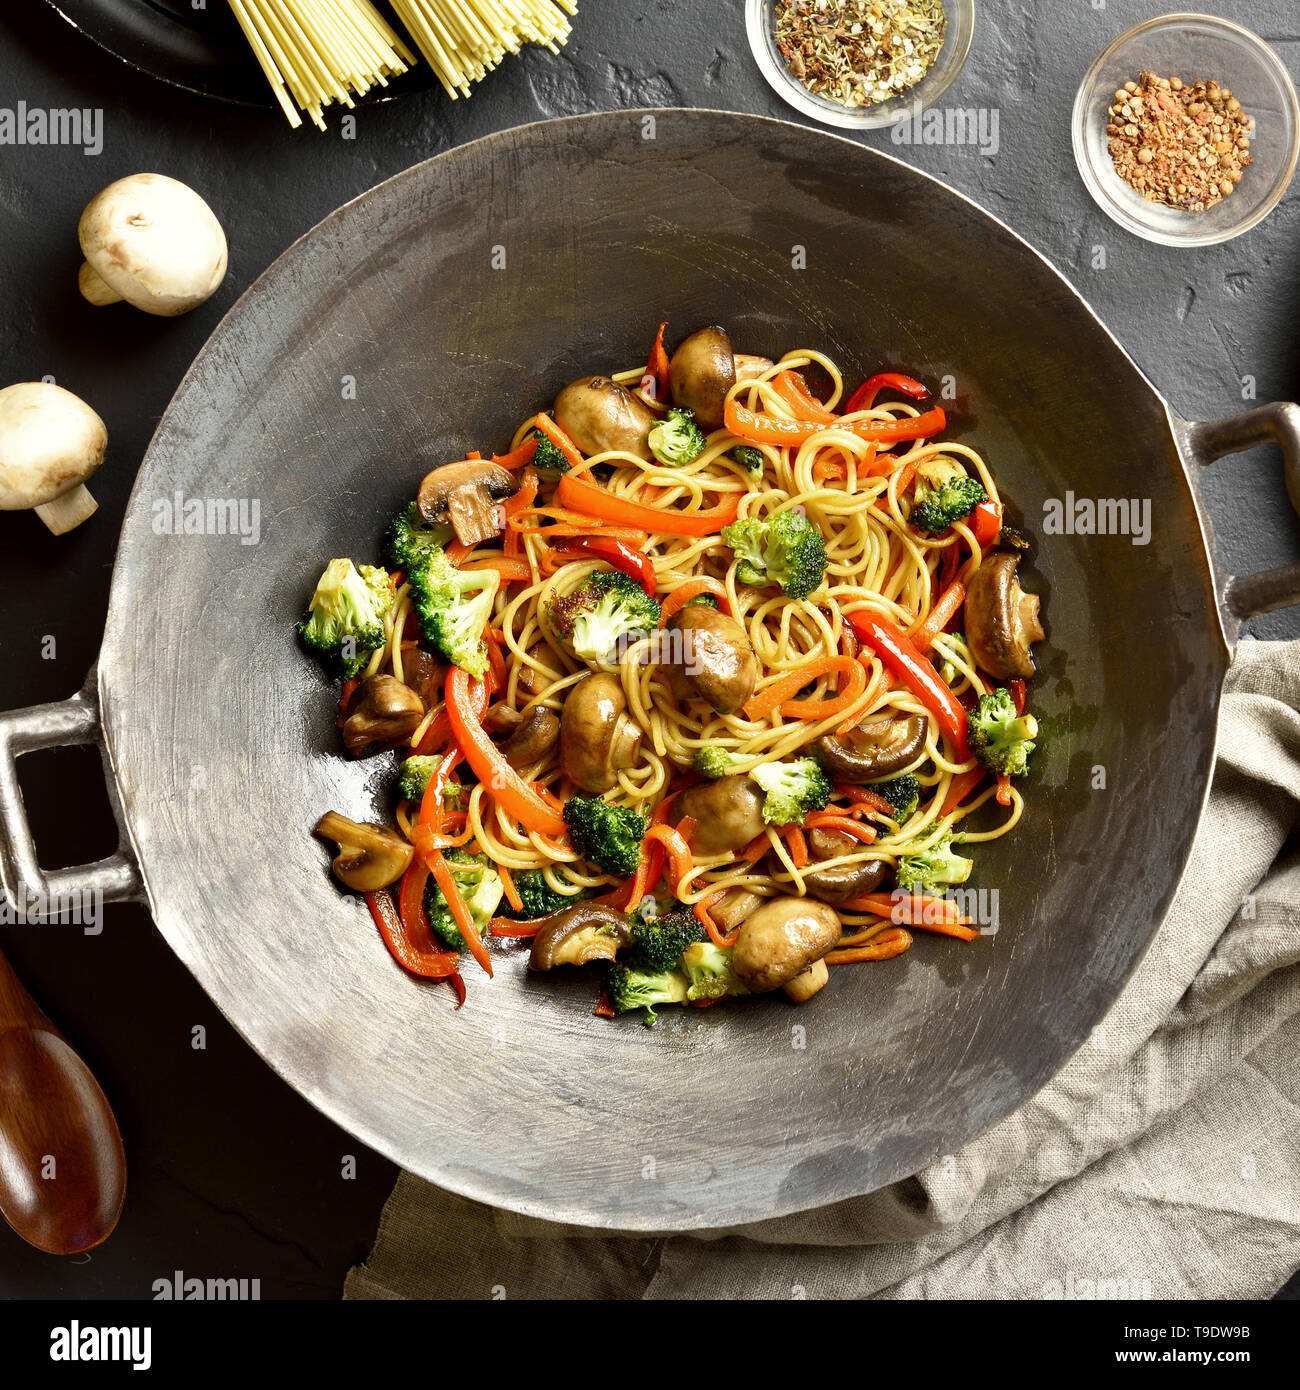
<box><xmin>1072</xmin><ymin>13</ymin><xmax>1299</xmax><ymax>248</ymax></box>
<box><xmin>744</xmin><ymin>0</ymin><xmax>976</xmax><ymax>132</ymax></box>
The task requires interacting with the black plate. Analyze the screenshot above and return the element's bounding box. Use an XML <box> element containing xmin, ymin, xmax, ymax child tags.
<box><xmin>43</xmin><ymin>0</ymin><xmax>436</xmax><ymax>108</ymax></box>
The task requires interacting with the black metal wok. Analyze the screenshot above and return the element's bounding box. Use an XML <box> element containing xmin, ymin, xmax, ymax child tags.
<box><xmin>2</xmin><ymin>112</ymin><xmax>1298</xmax><ymax>1231</ymax></box>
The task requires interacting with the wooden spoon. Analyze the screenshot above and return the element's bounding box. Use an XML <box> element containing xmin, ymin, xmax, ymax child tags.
<box><xmin>0</xmin><ymin>946</ymin><xmax>125</xmax><ymax>1253</ymax></box>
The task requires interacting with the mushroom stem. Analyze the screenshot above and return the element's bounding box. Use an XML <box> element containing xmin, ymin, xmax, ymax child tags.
<box><xmin>77</xmin><ymin>261</ymin><xmax>123</xmax><ymax>307</ymax></box>
<box><xmin>33</xmin><ymin>484</ymin><xmax>98</xmax><ymax>535</ymax></box>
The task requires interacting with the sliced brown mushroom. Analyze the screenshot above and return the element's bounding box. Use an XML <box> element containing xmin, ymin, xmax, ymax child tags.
<box><xmin>783</xmin><ymin>958</ymin><xmax>830</xmax><ymax>1003</ymax></box>
<box><xmin>560</xmin><ymin>672</ymin><xmax>642</xmax><ymax>793</ymax></box>
<box><xmin>814</xmin><ymin>714</ymin><xmax>927</xmax><ymax>785</ymax></box>
<box><xmin>965</xmin><ymin>551</ymin><xmax>1046</xmax><ymax>681</ymax></box>
<box><xmin>517</xmin><ymin>640</ymin><xmax>563</xmax><ymax>698</ymax></box>
<box><xmin>675</xmin><ymin>776</ymin><xmax>767</xmax><ymax>857</ymax></box>
<box><xmin>504</xmin><ymin>706</ymin><xmax>561</xmax><ymax>769</ymax></box>
<box><xmin>732</xmin><ymin>897</ymin><xmax>841</xmax><ymax>995</ymax></box>
<box><xmin>668</xmin><ymin>604</ymin><xmax>758</xmax><ymax>716</ymax></box>
<box><xmin>401</xmin><ymin>649</ymin><xmax>441</xmax><ymax>709</ymax></box>
<box><xmin>554</xmin><ymin>376</ymin><xmax>657</xmax><ymax>460</ymax></box>
<box><xmin>709</xmin><ymin>888</ymin><xmax>764</xmax><ymax>934</ymax></box>
<box><xmin>314</xmin><ymin>812</ymin><xmax>414</xmax><ymax>891</ymax></box>
<box><xmin>800</xmin><ymin>826</ymin><xmax>890</xmax><ymax>906</ymax></box>
<box><xmin>343</xmin><ymin>675</ymin><xmax>425</xmax><ymax>758</ymax></box>
<box><xmin>417</xmin><ymin>459</ymin><xmax>517</xmax><ymax>547</ymax></box>
<box><xmin>668</xmin><ymin>326</ymin><xmax>735</xmax><ymax>432</ymax></box>
<box><xmin>734</xmin><ymin>353</ymin><xmax>775</xmax><ymax>386</ymax></box>
<box><xmin>528</xmin><ymin>903</ymin><xmax>631</xmax><ymax>971</ymax></box>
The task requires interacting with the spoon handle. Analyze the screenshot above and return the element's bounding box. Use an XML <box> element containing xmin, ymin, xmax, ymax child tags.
<box><xmin>0</xmin><ymin>945</ymin><xmax>127</xmax><ymax>1254</ymax></box>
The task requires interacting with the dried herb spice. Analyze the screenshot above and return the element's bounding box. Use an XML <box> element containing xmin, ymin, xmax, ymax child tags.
<box><xmin>774</xmin><ymin>0</ymin><xmax>947</xmax><ymax>110</ymax></box>
<box><xmin>1107</xmin><ymin>71</ymin><xmax>1255</xmax><ymax>212</ymax></box>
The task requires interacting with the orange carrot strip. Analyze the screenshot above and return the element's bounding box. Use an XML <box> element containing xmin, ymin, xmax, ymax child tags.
<box><xmin>491</xmin><ymin>435</ymin><xmax>540</xmax><ymax>471</ymax></box>
<box><xmin>826</xmin><ymin>929</ymin><xmax>913</xmax><ymax>964</ymax></box>
<box><xmin>659</xmin><ymin>578</ymin><xmax>732</xmax><ymax>622</ymax></box>
<box><xmin>784</xmin><ymin>825</ymin><xmax>808</xmax><ymax>868</ymax></box>
<box><xmin>780</xmin><ymin>658</ymin><xmax>867</xmax><ymax>721</ymax></box>
<box><xmin>996</xmin><ymin>775</ymin><xmax>1012</xmax><ymax>806</ymax></box>
<box><xmin>846</xmin><ymin>891</ymin><xmax>964</xmax><ymax>924</ymax></box>
<box><xmin>741</xmin><ymin>832</ymin><xmax>771</xmax><ymax>864</ymax></box>
<box><xmin>497</xmin><ymin>863</ymin><xmax>523</xmax><ymax>914</ymax></box>
<box><xmin>427</xmin><ymin>846</ymin><xmax>493</xmax><ymax>977</ymax></box>
<box><xmin>502</xmin><ymin>466</ymin><xmax>539</xmax><ymax>558</ymax></box>
<box><xmin>912</xmin><ymin>579</ymin><xmax>967</xmax><ymax>652</ymax></box>
<box><xmin>337</xmin><ymin>678</ymin><xmax>357</xmax><ymax>728</ymax></box>
<box><xmin>694</xmin><ymin>888</ymin><xmax>735</xmax><ymax>949</ymax></box>
<box><xmin>534</xmin><ymin>412</ymin><xmax>584</xmax><ymax>471</ymax></box>
<box><xmin>802</xmin><ymin>813</ymin><xmax>878</xmax><ymax>844</ymax></box>
<box><xmin>743</xmin><ymin>655</ymin><xmax>860</xmax><ymax>722</ymax></box>
<box><xmin>645</xmin><ymin>823</ymin><xmax>696</xmax><ymax>897</ymax></box>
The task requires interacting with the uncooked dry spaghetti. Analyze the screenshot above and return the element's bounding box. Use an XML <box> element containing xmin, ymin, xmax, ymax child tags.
<box><xmin>228</xmin><ymin>0</ymin><xmax>576</xmax><ymax>128</ymax></box>
<box><xmin>301</xmin><ymin>323</ymin><xmax>1046</xmax><ymax>1021</ymax></box>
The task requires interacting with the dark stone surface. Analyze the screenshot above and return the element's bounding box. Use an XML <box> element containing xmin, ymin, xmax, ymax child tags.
<box><xmin>0</xmin><ymin>0</ymin><xmax>1295</xmax><ymax>1298</ymax></box>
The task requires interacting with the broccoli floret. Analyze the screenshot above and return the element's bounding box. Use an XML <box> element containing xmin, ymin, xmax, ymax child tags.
<box><xmin>750</xmin><ymin>758</ymin><xmax>833</xmax><ymax>826</ymax></box>
<box><xmin>895</xmin><ymin>831</ymin><xmax>973</xmax><ymax>895</ymax></box>
<box><xmin>530</xmin><ymin>429</ymin><xmax>569</xmax><ymax>475</ymax></box>
<box><xmin>501</xmin><ymin>869</ymin><xmax>593</xmax><ymax>921</ymax></box>
<box><xmin>630</xmin><ymin>907</ymin><xmax>705</xmax><ymax>973</ymax></box>
<box><xmin>721</xmin><ymin>511</ymin><xmax>827</xmax><ymax>601</ymax></box>
<box><xmin>298</xmin><ymin>558</ymin><xmax>395</xmax><ymax>679</ymax></box>
<box><xmin>414</xmin><ymin>547</ymin><xmax>500</xmax><ymax>680</ymax></box>
<box><xmin>389</xmin><ymin>502</ymin><xmax>500</xmax><ymax>677</ymax></box>
<box><xmin>563</xmin><ymin>796</ymin><xmax>646</xmax><ymax>877</ymax></box>
<box><xmin>968</xmin><ymin>688</ymin><xmax>1039</xmax><ymax>777</ymax></box>
<box><xmin>682</xmin><ymin>594</ymin><xmax>719</xmax><ymax>610</ymax></box>
<box><xmin>872</xmin><ymin>773</ymin><xmax>921</xmax><ymax>821</ymax></box>
<box><xmin>387</xmin><ymin>502</ymin><xmax>450</xmax><ymax>574</ymax></box>
<box><xmin>934</xmin><ymin>631</ymin><xmax>972</xmax><ymax>687</ymax></box>
<box><xmin>648</xmin><ymin>407</ymin><xmax>707</xmax><ymax>466</ymax></box>
<box><xmin>681</xmin><ymin>941</ymin><xmax>748</xmax><ymax>1002</ymax></box>
<box><xmin>423</xmin><ymin>849</ymin><xmax>504</xmax><ymax>951</ymax></box>
<box><xmin>730</xmin><ymin>445</ymin><xmax>766</xmax><ymax>476</ymax></box>
<box><xmin>547</xmin><ymin>569</ymin><xmax>661</xmax><ymax>664</ymax></box>
<box><xmin>396</xmin><ymin>755</ymin><xmax>440</xmax><ymax>806</ymax></box>
<box><xmin>692</xmin><ymin>747</ymin><xmax>750</xmax><ymax>779</ymax></box>
<box><xmin>908</xmin><ymin>459</ymin><xmax>988</xmax><ymax>535</ymax></box>
<box><xmin>608</xmin><ymin>962</ymin><xmax>689</xmax><ymax>1025</ymax></box>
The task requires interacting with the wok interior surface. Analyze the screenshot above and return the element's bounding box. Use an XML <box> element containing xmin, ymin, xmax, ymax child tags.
<box><xmin>101</xmin><ymin>112</ymin><xmax>1225</xmax><ymax>1229</ymax></box>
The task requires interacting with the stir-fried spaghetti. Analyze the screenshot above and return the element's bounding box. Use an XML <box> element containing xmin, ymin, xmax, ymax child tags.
<box><xmin>304</xmin><ymin>325</ymin><xmax>1045</xmax><ymax>1015</ymax></box>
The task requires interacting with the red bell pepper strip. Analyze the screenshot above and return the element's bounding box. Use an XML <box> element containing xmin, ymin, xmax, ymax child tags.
<box><xmin>446</xmin><ymin>666</ymin><xmax>567</xmax><ymax>835</ymax></box>
<box><xmin>365</xmin><ymin>888</ymin><xmax>460</xmax><ymax>980</ymax></box>
<box><xmin>844</xmin><ymin>373</ymin><xmax>931</xmax><ymax>415</ymax></box>
<box><xmin>773</xmin><ymin>370</ymin><xmax>836</xmax><ymax>424</ymax></box>
<box><xmin>848</xmin><ymin>609</ymin><xmax>970</xmax><ymax>761</ymax></box>
<box><xmin>725</xmin><ymin>397</ymin><xmax>946</xmax><ymax>449</ymax></box>
<box><xmin>557</xmin><ymin>473</ymin><xmax>741</xmax><ymax>537</ymax></box>
<box><xmin>647</xmin><ymin>320</ymin><xmax>670</xmax><ymax>399</ymax></box>
<box><xmin>970</xmin><ymin>499</ymin><xmax>1003</xmax><ymax>550</ymax></box>
<box><xmin>418</xmin><ymin>746</ymin><xmax>464</xmax><ymax>829</ymax></box>
<box><xmin>553</xmin><ymin>536</ymin><xmax>656</xmax><ymax>595</ymax></box>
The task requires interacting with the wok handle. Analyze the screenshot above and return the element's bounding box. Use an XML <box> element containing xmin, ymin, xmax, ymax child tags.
<box><xmin>1178</xmin><ymin>401</ymin><xmax>1300</xmax><ymax>625</ymax></box>
<box><xmin>0</xmin><ymin>672</ymin><xmax>143</xmax><ymax>921</ymax></box>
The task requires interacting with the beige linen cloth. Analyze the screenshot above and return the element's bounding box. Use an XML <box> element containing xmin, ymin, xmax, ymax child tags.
<box><xmin>347</xmin><ymin>638</ymin><xmax>1300</xmax><ymax>1300</ymax></box>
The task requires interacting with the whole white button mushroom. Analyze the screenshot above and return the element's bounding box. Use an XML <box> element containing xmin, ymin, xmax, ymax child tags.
<box><xmin>78</xmin><ymin>173</ymin><xmax>228</xmax><ymax>317</ymax></box>
<box><xmin>0</xmin><ymin>383</ymin><xmax>107</xmax><ymax>534</ymax></box>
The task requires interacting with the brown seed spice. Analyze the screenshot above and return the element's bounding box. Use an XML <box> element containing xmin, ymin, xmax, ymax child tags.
<box><xmin>1107</xmin><ymin>70</ymin><xmax>1255</xmax><ymax>212</ymax></box>
<box><xmin>774</xmin><ymin>0</ymin><xmax>947</xmax><ymax>110</ymax></box>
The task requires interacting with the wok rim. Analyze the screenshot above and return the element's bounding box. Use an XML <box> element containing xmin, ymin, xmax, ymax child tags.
<box><xmin>97</xmin><ymin>109</ymin><xmax>1231</xmax><ymax>1231</ymax></box>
